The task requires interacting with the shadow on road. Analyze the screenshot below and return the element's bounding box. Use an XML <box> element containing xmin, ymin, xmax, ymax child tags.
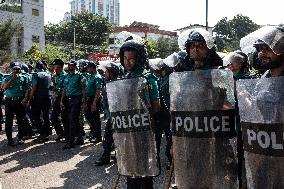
<box><xmin>0</xmin><ymin>140</ymin><xmax>88</xmax><ymax>174</ymax></box>
<box><xmin>47</xmin><ymin>144</ymin><xmax>119</xmax><ymax>189</ymax></box>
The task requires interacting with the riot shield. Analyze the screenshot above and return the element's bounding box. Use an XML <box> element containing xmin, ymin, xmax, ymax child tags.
<box><xmin>237</xmin><ymin>77</ymin><xmax>284</xmax><ymax>189</ymax></box>
<box><xmin>106</xmin><ymin>77</ymin><xmax>160</xmax><ymax>177</ymax></box>
<box><xmin>170</xmin><ymin>69</ymin><xmax>238</xmax><ymax>189</ymax></box>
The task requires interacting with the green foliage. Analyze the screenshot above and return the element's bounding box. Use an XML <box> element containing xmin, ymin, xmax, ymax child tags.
<box><xmin>213</xmin><ymin>14</ymin><xmax>259</xmax><ymax>51</ymax></box>
<box><xmin>42</xmin><ymin>44</ymin><xmax>70</xmax><ymax>64</ymax></box>
<box><xmin>144</xmin><ymin>39</ymin><xmax>159</xmax><ymax>59</ymax></box>
<box><xmin>0</xmin><ymin>20</ymin><xmax>21</xmax><ymax>65</ymax></box>
<box><xmin>45</xmin><ymin>12</ymin><xmax>112</xmax><ymax>49</ymax></box>
<box><xmin>70</xmin><ymin>48</ymin><xmax>86</xmax><ymax>60</ymax></box>
<box><xmin>0</xmin><ymin>19</ymin><xmax>20</xmax><ymax>51</ymax></box>
<box><xmin>23</xmin><ymin>44</ymin><xmax>43</xmax><ymax>64</ymax></box>
<box><xmin>156</xmin><ymin>37</ymin><xmax>179</xmax><ymax>58</ymax></box>
<box><xmin>0</xmin><ymin>4</ymin><xmax>22</xmax><ymax>13</ymax></box>
<box><xmin>0</xmin><ymin>50</ymin><xmax>17</xmax><ymax>66</ymax></box>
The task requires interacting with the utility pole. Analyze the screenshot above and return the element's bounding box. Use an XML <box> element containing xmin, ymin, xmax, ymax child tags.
<box><xmin>73</xmin><ymin>28</ymin><xmax>76</xmax><ymax>59</ymax></box>
<box><xmin>206</xmin><ymin>0</ymin><xmax>208</xmax><ymax>31</ymax></box>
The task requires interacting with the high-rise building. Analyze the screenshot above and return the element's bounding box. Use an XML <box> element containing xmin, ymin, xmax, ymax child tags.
<box><xmin>70</xmin><ymin>0</ymin><xmax>119</xmax><ymax>25</ymax></box>
<box><xmin>0</xmin><ymin>0</ymin><xmax>45</xmax><ymax>56</ymax></box>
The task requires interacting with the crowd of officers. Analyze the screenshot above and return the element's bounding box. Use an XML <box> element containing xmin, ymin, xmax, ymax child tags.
<box><xmin>1</xmin><ymin>26</ymin><xmax>284</xmax><ymax>189</ymax></box>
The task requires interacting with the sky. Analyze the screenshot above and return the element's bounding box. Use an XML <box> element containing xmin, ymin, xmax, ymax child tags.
<box><xmin>44</xmin><ymin>0</ymin><xmax>284</xmax><ymax>31</ymax></box>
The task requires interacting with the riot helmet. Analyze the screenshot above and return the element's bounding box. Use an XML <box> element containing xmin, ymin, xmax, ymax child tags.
<box><xmin>179</xmin><ymin>28</ymin><xmax>215</xmax><ymax>50</ymax></box>
<box><xmin>119</xmin><ymin>39</ymin><xmax>149</xmax><ymax>71</ymax></box>
<box><xmin>241</xmin><ymin>26</ymin><xmax>284</xmax><ymax>55</ymax></box>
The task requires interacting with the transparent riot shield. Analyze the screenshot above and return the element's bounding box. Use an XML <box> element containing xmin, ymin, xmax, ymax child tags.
<box><xmin>170</xmin><ymin>69</ymin><xmax>238</xmax><ymax>189</ymax></box>
<box><xmin>237</xmin><ymin>77</ymin><xmax>284</xmax><ymax>189</ymax></box>
<box><xmin>106</xmin><ymin>77</ymin><xmax>160</xmax><ymax>177</ymax></box>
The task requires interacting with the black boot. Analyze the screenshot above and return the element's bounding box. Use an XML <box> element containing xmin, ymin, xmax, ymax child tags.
<box><xmin>95</xmin><ymin>153</ymin><xmax>110</xmax><ymax>166</ymax></box>
<box><xmin>74</xmin><ymin>137</ymin><xmax>84</xmax><ymax>145</ymax></box>
<box><xmin>7</xmin><ymin>139</ymin><xmax>17</xmax><ymax>147</ymax></box>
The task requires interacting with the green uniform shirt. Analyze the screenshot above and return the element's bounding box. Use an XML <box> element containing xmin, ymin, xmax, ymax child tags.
<box><xmin>126</xmin><ymin>68</ymin><xmax>159</xmax><ymax>101</ymax></box>
<box><xmin>86</xmin><ymin>72</ymin><xmax>103</xmax><ymax>96</ymax></box>
<box><xmin>4</xmin><ymin>73</ymin><xmax>29</xmax><ymax>97</ymax></box>
<box><xmin>63</xmin><ymin>71</ymin><xmax>86</xmax><ymax>96</ymax></box>
<box><xmin>54</xmin><ymin>71</ymin><xmax>66</xmax><ymax>96</ymax></box>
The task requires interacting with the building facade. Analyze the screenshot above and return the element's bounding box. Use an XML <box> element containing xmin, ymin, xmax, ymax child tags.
<box><xmin>0</xmin><ymin>0</ymin><xmax>45</xmax><ymax>56</ymax></box>
<box><xmin>70</xmin><ymin>0</ymin><xmax>119</xmax><ymax>25</ymax></box>
<box><xmin>108</xmin><ymin>21</ymin><xmax>177</xmax><ymax>55</ymax></box>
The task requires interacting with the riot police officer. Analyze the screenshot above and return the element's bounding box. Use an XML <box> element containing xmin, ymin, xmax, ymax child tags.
<box><xmin>118</xmin><ymin>39</ymin><xmax>160</xmax><ymax>189</ymax></box>
<box><xmin>170</xmin><ymin>28</ymin><xmax>238</xmax><ymax>189</ymax></box>
<box><xmin>237</xmin><ymin>25</ymin><xmax>284</xmax><ymax>189</ymax></box>
<box><xmin>95</xmin><ymin>62</ymin><xmax>123</xmax><ymax>166</ymax></box>
<box><xmin>152</xmin><ymin>60</ymin><xmax>173</xmax><ymax>169</ymax></box>
<box><xmin>3</xmin><ymin>62</ymin><xmax>30</xmax><ymax>146</ymax></box>
<box><xmin>177</xmin><ymin>30</ymin><xmax>222</xmax><ymax>71</ymax></box>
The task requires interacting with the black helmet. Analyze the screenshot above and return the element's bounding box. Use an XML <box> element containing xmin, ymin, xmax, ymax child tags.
<box><xmin>185</xmin><ymin>31</ymin><xmax>206</xmax><ymax>48</ymax></box>
<box><xmin>119</xmin><ymin>40</ymin><xmax>149</xmax><ymax>70</ymax></box>
<box><xmin>21</xmin><ymin>63</ymin><xmax>29</xmax><ymax>73</ymax></box>
<box><xmin>105</xmin><ymin>62</ymin><xmax>122</xmax><ymax>79</ymax></box>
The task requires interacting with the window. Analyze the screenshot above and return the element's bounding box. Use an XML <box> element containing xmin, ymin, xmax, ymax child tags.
<box><xmin>32</xmin><ymin>35</ymin><xmax>40</xmax><ymax>43</ymax></box>
<box><xmin>32</xmin><ymin>8</ymin><xmax>39</xmax><ymax>16</ymax></box>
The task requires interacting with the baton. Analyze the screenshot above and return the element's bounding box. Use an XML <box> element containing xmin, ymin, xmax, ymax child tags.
<box><xmin>112</xmin><ymin>174</ymin><xmax>121</xmax><ymax>189</ymax></box>
<box><xmin>164</xmin><ymin>161</ymin><xmax>174</xmax><ymax>189</ymax></box>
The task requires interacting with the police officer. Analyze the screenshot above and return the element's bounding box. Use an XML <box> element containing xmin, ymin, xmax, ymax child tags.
<box><xmin>119</xmin><ymin>39</ymin><xmax>160</xmax><ymax>189</ymax></box>
<box><xmin>0</xmin><ymin>69</ymin><xmax>5</xmax><ymax>131</ymax></box>
<box><xmin>95</xmin><ymin>62</ymin><xmax>123</xmax><ymax>166</ymax></box>
<box><xmin>50</xmin><ymin>59</ymin><xmax>67</xmax><ymax>141</ymax></box>
<box><xmin>175</xmin><ymin>29</ymin><xmax>223</xmax><ymax>71</ymax></box>
<box><xmin>20</xmin><ymin>63</ymin><xmax>34</xmax><ymax>139</ymax></box>
<box><xmin>223</xmin><ymin>51</ymin><xmax>251</xmax><ymax>80</ymax></box>
<box><xmin>3</xmin><ymin>62</ymin><xmax>30</xmax><ymax>146</ymax></box>
<box><xmin>253</xmin><ymin>40</ymin><xmax>284</xmax><ymax>77</ymax></box>
<box><xmin>61</xmin><ymin>60</ymin><xmax>87</xmax><ymax>149</ymax></box>
<box><xmin>85</xmin><ymin>61</ymin><xmax>103</xmax><ymax>143</ymax></box>
<box><xmin>28</xmin><ymin>61</ymin><xmax>52</xmax><ymax>143</ymax></box>
<box><xmin>153</xmin><ymin>61</ymin><xmax>173</xmax><ymax>169</ymax></box>
<box><xmin>223</xmin><ymin>51</ymin><xmax>252</xmax><ymax>188</ymax></box>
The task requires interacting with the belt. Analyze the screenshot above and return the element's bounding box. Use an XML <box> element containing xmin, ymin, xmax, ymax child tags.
<box><xmin>6</xmin><ymin>96</ymin><xmax>23</xmax><ymax>100</ymax></box>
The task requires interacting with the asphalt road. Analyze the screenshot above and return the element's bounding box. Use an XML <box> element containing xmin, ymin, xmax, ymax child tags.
<box><xmin>0</xmin><ymin>121</ymin><xmax>174</xmax><ymax>189</ymax></box>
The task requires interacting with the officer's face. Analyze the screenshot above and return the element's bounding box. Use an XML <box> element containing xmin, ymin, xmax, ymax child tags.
<box><xmin>54</xmin><ymin>65</ymin><xmax>63</xmax><ymax>74</ymax></box>
<box><xmin>257</xmin><ymin>44</ymin><xmax>283</xmax><ymax>69</ymax></box>
<box><xmin>124</xmin><ymin>50</ymin><xmax>137</xmax><ymax>72</ymax></box>
<box><xmin>68</xmin><ymin>64</ymin><xmax>76</xmax><ymax>73</ymax></box>
<box><xmin>228</xmin><ymin>62</ymin><xmax>242</xmax><ymax>73</ymax></box>
<box><xmin>87</xmin><ymin>66</ymin><xmax>95</xmax><ymax>73</ymax></box>
<box><xmin>189</xmin><ymin>42</ymin><xmax>209</xmax><ymax>62</ymax></box>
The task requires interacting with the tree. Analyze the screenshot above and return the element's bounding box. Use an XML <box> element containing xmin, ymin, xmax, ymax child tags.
<box><xmin>144</xmin><ymin>39</ymin><xmax>159</xmax><ymax>59</ymax></box>
<box><xmin>23</xmin><ymin>44</ymin><xmax>43</xmax><ymax>64</ymax></box>
<box><xmin>0</xmin><ymin>19</ymin><xmax>20</xmax><ymax>51</ymax></box>
<box><xmin>213</xmin><ymin>14</ymin><xmax>259</xmax><ymax>52</ymax></box>
<box><xmin>42</xmin><ymin>44</ymin><xmax>69</xmax><ymax>64</ymax></box>
<box><xmin>156</xmin><ymin>37</ymin><xmax>179</xmax><ymax>58</ymax></box>
<box><xmin>0</xmin><ymin>20</ymin><xmax>20</xmax><ymax>65</ymax></box>
<box><xmin>45</xmin><ymin>12</ymin><xmax>112</xmax><ymax>49</ymax></box>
